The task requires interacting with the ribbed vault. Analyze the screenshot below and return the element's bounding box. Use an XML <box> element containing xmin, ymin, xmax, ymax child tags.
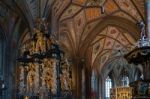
<box><xmin>56</xmin><ymin>0</ymin><xmax>145</xmax><ymax>75</ymax></box>
<box><xmin>0</xmin><ymin>0</ymin><xmax>146</xmax><ymax>98</ymax></box>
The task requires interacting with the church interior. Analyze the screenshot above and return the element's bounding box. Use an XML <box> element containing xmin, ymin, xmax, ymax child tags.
<box><xmin>0</xmin><ymin>0</ymin><xmax>149</xmax><ymax>99</ymax></box>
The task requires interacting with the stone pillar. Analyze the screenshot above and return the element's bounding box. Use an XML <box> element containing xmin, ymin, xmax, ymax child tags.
<box><xmin>76</xmin><ymin>60</ymin><xmax>83</xmax><ymax>99</ymax></box>
<box><xmin>98</xmin><ymin>76</ymin><xmax>102</xmax><ymax>99</ymax></box>
<box><xmin>101</xmin><ymin>77</ymin><xmax>105</xmax><ymax>99</ymax></box>
<box><xmin>73</xmin><ymin>57</ymin><xmax>86</xmax><ymax>99</ymax></box>
<box><xmin>81</xmin><ymin>68</ymin><xmax>86</xmax><ymax>99</ymax></box>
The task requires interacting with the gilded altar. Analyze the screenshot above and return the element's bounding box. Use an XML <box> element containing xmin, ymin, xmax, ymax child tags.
<box><xmin>110</xmin><ymin>87</ymin><xmax>133</xmax><ymax>99</ymax></box>
<box><xmin>16</xmin><ymin>19</ymin><xmax>73</xmax><ymax>98</ymax></box>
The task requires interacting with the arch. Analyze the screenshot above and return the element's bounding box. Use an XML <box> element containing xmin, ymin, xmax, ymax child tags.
<box><xmin>100</xmin><ymin>55</ymin><xmax>131</xmax><ymax>87</ymax></box>
<box><xmin>81</xmin><ymin>16</ymin><xmax>140</xmax><ymax>57</ymax></box>
<box><xmin>59</xmin><ymin>28</ymin><xmax>76</xmax><ymax>57</ymax></box>
<box><xmin>81</xmin><ymin>16</ymin><xmax>139</xmax><ymax>86</ymax></box>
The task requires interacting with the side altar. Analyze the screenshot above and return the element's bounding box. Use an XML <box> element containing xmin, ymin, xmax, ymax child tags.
<box><xmin>110</xmin><ymin>87</ymin><xmax>133</xmax><ymax>99</ymax></box>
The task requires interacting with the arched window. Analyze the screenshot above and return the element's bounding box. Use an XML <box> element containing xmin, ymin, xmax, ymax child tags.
<box><xmin>105</xmin><ymin>76</ymin><xmax>112</xmax><ymax>99</ymax></box>
<box><xmin>121</xmin><ymin>76</ymin><xmax>129</xmax><ymax>86</ymax></box>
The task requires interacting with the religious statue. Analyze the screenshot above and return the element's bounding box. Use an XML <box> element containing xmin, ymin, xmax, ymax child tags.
<box><xmin>34</xmin><ymin>63</ymin><xmax>40</xmax><ymax>94</ymax></box>
<box><xmin>60</xmin><ymin>69</ymin><xmax>71</xmax><ymax>90</ymax></box>
<box><xmin>27</xmin><ymin>72</ymin><xmax>35</xmax><ymax>94</ymax></box>
<box><xmin>27</xmin><ymin>63</ymin><xmax>36</xmax><ymax>94</ymax></box>
<box><xmin>34</xmin><ymin>28</ymin><xmax>46</xmax><ymax>53</ymax></box>
<box><xmin>30</xmin><ymin>40</ymin><xmax>36</xmax><ymax>54</ymax></box>
<box><xmin>60</xmin><ymin>59</ymin><xmax>72</xmax><ymax>91</ymax></box>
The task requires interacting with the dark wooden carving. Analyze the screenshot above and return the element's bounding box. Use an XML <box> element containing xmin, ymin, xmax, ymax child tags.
<box><xmin>124</xmin><ymin>46</ymin><xmax>150</xmax><ymax>64</ymax></box>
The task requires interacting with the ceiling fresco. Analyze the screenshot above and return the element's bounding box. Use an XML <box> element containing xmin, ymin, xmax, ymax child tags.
<box><xmin>56</xmin><ymin>0</ymin><xmax>145</xmax><ymax>73</ymax></box>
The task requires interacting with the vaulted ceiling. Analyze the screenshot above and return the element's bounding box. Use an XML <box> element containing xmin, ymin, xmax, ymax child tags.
<box><xmin>0</xmin><ymin>0</ymin><xmax>146</xmax><ymax>75</ymax></box>
<box><xmin>52</xmin><ymin>0</ymin><xmax>145</xmax><ymax>74</ymax></box>
<box><xmin>15</xmin><ymin>0</ymin><xmax>53</xmax><ymax>19</ymax></box>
